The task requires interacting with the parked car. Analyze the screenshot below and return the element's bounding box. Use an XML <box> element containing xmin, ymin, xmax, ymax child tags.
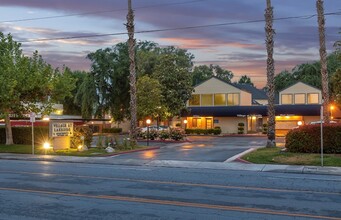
<box><xmin>140</xmin><ymin>125</ymin><xmax>170</xmax><ymax>132</ymax></box>
<box><xmin>308</xmin><ymin>120</ymin><xmax>337</xmax><ymax>125</ymax></box>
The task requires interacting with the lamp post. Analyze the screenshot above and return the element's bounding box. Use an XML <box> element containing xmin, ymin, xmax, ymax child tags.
<box><xmin>146</xmin><ymin>119</ymin><xmax>151</xmax><ymax>146</ymax></box>
<box><xmin>320</xmin><ymin>104</ymin><xmax>324</xmax><ymax>167</ymax></box>
<box><xmin>183</xmin><ymin>119</ymin><xmax>188</xmax><ymax>129</ymax></box>
<box><xmin>330</xmin><ymin>105</ymin><xmax>335</xmax><ymax>120</ymax></box>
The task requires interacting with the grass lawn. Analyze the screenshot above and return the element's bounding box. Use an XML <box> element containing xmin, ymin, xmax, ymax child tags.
<box><xmin>0</xmin><ymin>144</ymin><xmax>150</xmax><ymax>157</ymax></box>
<box><xmin>242</xmin><ymin>147</ymin><xmax>341</xmax><ymax>167</ymax></box>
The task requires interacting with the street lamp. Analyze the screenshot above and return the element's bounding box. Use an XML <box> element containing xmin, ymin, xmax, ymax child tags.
<box><xmin>183</xmin><ymin>119</ymin><xmax>188</xmax><ymax>129</ymax></box>
<box><xmin>43</xmin><ymin>142</ymin><xmax>50</xmax><ymax>155</ymax></box>
<box><xmin>330</xmin><ymin>105</ymin><xmax>335</xmax><ymax>120</ymax></box>
<box><xmin>146</xmin><ymin>119</ymin><xmax>151</xmax><ymax>146</ymax></box>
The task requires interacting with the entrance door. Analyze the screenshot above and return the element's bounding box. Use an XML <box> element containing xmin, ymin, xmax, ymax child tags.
<box><xmin>206</xmin><ymin>118</ymin><xmax>213</xmax><ymax>129</ymax></box>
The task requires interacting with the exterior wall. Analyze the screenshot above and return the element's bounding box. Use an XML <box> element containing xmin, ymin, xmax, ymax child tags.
<box><xmin>194</xmin><ymin>77</ymin><xmax>242</xmax><ymax>94</ymax></box>
<box><xmin>240</xmin><ymin>91</ymin><xmax>252</xmax><ymax>106</ymax></box>
<box><xmin>303</xmin><ymin>116</ymin><xmax>321</xmax><ymax>124</ymax></box>
<box><xmin>112</xmin><ymin>120</ymin><xmax>130</xmax><ymax>132</ymax></box>
<box><xmin>279</xmin><ymin>82</ymin><xmax>322</xmax><ymax>104</ymax></box>
<box><xmin>213</xmin><ymin>117</ymin><xmax>247</xmax><ymax>134</ymax></box>
<box><xmin>191</xmin><ymin>78</ymin><xmax>252</xmax><ymax>106</ymax></box>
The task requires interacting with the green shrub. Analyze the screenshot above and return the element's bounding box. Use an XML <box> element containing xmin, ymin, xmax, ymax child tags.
<box><xmin>185</xmin><ymin>128</ymin><xmax>221</xmax><ymax>135</ymax></box>
<box><xmin>213</xmin><ymin>127</ymin><xmax>222</xmax><ymax>135</ymax></box>
<box><xmin>286</xmin><ymin>124</ymin><xmax>341</xmax><ymax>153</ymax></box>
<box><xmin>159</xmin><ymin>130</ymin><xmax>170</xmax><ymax>140</ymax></box>
<box><xmin>102</xmin><ymin>127</ymin><xmax>122</xmax><ymax>133</ymax></box>
<box><xmin>238</xmin><ymin>122</ymin><xmax>245</xmax><ymax>134</ymax></box>
<box><xmin>170</xmin><ymin>128</ymin><xmax>185</xmax><ymax>141</ymax></box>
<box><xmin>262</xmin><ymin>123</ymin><xmax>268</xmax><ymax>134</ymax></box>
<box><xmin>0</xmin><ymin>126</ymin><xmax>49</xmax><ymax>145</ymax></box>
<box><xmin>71</xmin><ymin>125</ymin><xmax>93</xmax><ymax>148</ymax></box>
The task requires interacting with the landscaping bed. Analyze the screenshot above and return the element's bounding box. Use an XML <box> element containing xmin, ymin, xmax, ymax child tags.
<box><xmin>0</xmin><ymin>144</ymin><xmax>153</xmax><ymax>157</ymax></box>
<box><xmin>242</xmin><ymin>147</ymin><xmax>341</xmax><ymax>167</ymax></box>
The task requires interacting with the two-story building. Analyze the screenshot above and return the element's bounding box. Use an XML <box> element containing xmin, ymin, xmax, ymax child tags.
<box><xmin>182</xmin><ymin>77</ymin><xmax>324</xmax><ymax>136</ymax></box>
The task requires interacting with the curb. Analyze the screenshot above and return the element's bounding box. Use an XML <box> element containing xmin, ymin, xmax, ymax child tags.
<box><xmin>103</xmin><ymin>146</ymin><xmax>160</xmax><ymax>157</ymax></box>
<box><xmin>224</xmin><ymin>148</ymin><xmax>257</xmax><ymax>163</ymax></box>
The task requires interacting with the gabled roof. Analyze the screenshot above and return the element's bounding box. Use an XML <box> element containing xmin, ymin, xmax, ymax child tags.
<box><xmin>194</xmin><ymin>76</ymin><xmax>242</xmax><ymax>91</ymax></box>
<box><xmin>233</xmin><ymin>83</ymin><xmax>267</xmax><ymax>100</ymax></box>
<box><xmin>279</xmin><ymin>81</ymin><xmax>321</xmax><ymax>93</ymax></box>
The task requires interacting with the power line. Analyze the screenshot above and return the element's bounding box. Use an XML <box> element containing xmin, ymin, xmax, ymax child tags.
<box><xmin>17</xmin><ymin>11</ymin><xmax>341</xmax><ymax>43</ymax></box>
<box><xmin>0</xmin><ymin>0</ymin><xmax>206</xmax><ymax>23</ymax></box>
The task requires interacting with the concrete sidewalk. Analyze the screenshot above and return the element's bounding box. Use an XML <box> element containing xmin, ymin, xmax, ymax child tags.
<box><xmin>0</xmin><ymin>153</ymin><xmax>340</xmax><ymax>176</ymax></box>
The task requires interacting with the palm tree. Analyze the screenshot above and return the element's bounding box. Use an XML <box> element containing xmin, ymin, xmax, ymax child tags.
<box><xmin>317</xmin><ymin>0</ymin><xmax>330</xmax><ymax>122</ymax></box>
<box><xmin>126</xmin><ymin>0</ymin><xmax>138</xmax><ymax>145</ymax></box>
<box><xmin>265</xmin><ymin>0</ymin><xmax>276</xmax><ymax>147</ymax></box>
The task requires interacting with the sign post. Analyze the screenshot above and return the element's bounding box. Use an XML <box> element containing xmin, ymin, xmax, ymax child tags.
<box><xmin>30</xmin><ymin>112</ymin><xmax>36</xmax><ymax>155</ymax></box>
<box><xmin>320</xmin><ymin>105</ymin><xmax>324</xmax><ymax>167</ymax></box>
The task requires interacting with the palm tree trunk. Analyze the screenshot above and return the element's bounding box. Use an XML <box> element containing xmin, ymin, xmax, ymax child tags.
<box><xmin>265</xmin><ymin>0</ymin><xmax>276</xmax><ymax>147</ymax></box>
<box><xmin>126</xmin><ymin>0</ymin><xmax>137</xmax><ymax>145</ymax></box>
<box><xmin>317</xmin><ymin>0</ymin><xmax>330</xmax><ymax>122</ymax></box>
<box><xmin>4</xmin><ymin>112</ymin><xmax>14</xmax><ymax>145</ymax></box>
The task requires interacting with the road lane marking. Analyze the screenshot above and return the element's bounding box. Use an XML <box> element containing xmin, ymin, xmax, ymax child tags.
<box><xmin>0</xmin><ymin>187</ymin><xmax>339</xmax><ymax>220</ymax></box>
<box><xmin>0</xmin><ymin>170</ymin><xmax>340</xmax><ymax>196</ymax></box>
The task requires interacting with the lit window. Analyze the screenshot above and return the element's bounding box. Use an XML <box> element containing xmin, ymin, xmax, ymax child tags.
<box><xmin>294</xmin><ymin>94</ymin><xmax>306</xmax><ymax>104</ymax></box>
<box><xmin>214</xmin><ymin>94</ymin><xmax>226</xmax><ymax>106</ymax></box>
<box><xmin>201</xmin><ymin>94</ymin><xmax>213</xmax><ymax>106</ymax></box>
<box><xmin>189</xmin><ymin>94</ymin><xmax>200</xmax><ymax>106</ymax></box>
<box><xmin>281</xmin><ymin>94</ymin><xmax>293</xmax><ymax>104</ymax></box>
<box><xmin>227</xmin><ymin>93</ymin><xmax>239</xmax><ymax>105</ymax></box>
<box><xmin>307</xmin><ymin>93</ymin><xmax>319</xmax><ymax>104</ymax></box>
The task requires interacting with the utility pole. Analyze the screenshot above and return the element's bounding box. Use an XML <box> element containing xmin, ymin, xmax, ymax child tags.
<box><xmin>126</xmin><ymin>0</ymin><xmax>137</xmax><ymax>146</ymax></box>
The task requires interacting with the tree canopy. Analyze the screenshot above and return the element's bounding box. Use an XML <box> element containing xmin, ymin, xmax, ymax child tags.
<box><xmin>191</xmin><ymin>64</ymin><xmax>234</xmax><ymax>86</ymax></box>
<box><xmin>0</xmin><ymin>32</ymin><xmax>75</xmax><ymax>144</ymax></box>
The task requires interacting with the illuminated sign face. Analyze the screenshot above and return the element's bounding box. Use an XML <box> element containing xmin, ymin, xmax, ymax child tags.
<box><xmin>51</xmin><ymin>122</ymin><xmax>73</xmax><ymax>137</ymax></box>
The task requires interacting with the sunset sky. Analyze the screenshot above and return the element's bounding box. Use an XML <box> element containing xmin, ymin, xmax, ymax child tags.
<box><xmin>0</xmin><ymin>0</ymin><xmax>340</xmax><ymax>88</ymax></box>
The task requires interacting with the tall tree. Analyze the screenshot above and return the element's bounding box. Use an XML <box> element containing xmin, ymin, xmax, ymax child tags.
<box><xmin>331</xmin><ymin>68</ymin><xmax>341</xmax><ymax>105</ymax></box>
<box><xmin>213</xmin><ymin>65</ymin><xmax>234</xmax><ymax>82</ymax></box>
<box><xmin>0</xmin><ymin>33</ymin><xmax>75</xmax><ymax>145</ymax></box>
<box><xmin>274</xmin><ymin>70</ymin><xmax>294</xmax><ymax>92</ymax></box>
<box><xmin>136</xmin><ymin>75</ymin><xmax>163</xmax><ymax>120</ymax></box>
<box><xmin>153</xmin><ymin>53</ymin><xmax>194</xmax><ymax>117</ymax></box>
<box><xmin>62</xmin><ymin>70</ymin><xmax>87</xmax><ymax>115</ymax></box>
<box><xmin>191</xmin><ymin>64</ymin><xmax>234</xmax><ymax>86</ymax></box>
<box><xmin>126</xmin><ymin>0</ymin><xmax>137</xmax><ymax>145</ymax></box>
<box><xmin>265</xmin><ymin>0</ymin><xmax>276</xmax><ymax>147</ymax></box>
<box><xmin>238</xmin><ymin>75</ymin><xmax>254</xmax><ymax>86</ymax></box>
<box><xmin>317</xmin><ymin>0</ymin><xmax>330</xmax><ymax>122</ymax></box>
<box><xmin>86</xmin><ymin>48</ymin><xmax>116</xmax><ymax>118</ymax></box>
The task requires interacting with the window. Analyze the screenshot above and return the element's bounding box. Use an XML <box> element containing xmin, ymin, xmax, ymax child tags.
<box><xmin>227</xmin><ymin>93</ymin><xmax>239</xmax><ymax>105</ymax></box>
<box><xmin>307</xmin><ymin>93</ymin><xmax>319</xmax><ymax>104</ymax></box>
<box><xmin>214</xmin><ymin>94</ymin><xmax>226</xmax><ymax>106</ymax></box>
<box><xmin>294</xmin><ymin>94</ymin><xmax>306</xmax><ymax>104</ymax></box>
<box><xmin>189</xmin><ymin>94</ymin><xmax>200</xmax><ymax>106</ymax></box>
<box><xmin>192</xmin><ymin>118</ymin><xmax>201</xmax><ymax>128</ymax></box>
<box><xmin>201</xmin><ymin>94</ymin><xmax>213</xmax><ymax>106</ymax></box>
<box><xmin>281</xmin><ymin>94</ymin><xmax>293</xmax><ymax>104</ymax></box>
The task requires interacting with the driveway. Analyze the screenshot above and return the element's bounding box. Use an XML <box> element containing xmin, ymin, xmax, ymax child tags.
<box><xmin>114</xmin><ymin>136</ymin><xmax>268</xmax><ymax>162</ymax></box>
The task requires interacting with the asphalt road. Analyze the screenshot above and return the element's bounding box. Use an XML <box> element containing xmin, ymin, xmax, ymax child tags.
<box><xmin>123</xmin><ymin>136</ymin><xmax>268</xmax><ymax>162</ymax></box>
<box><xmin>0</xmin><ymin>159</ymin><xmax>340</xmax><ymax>220</ymax></box>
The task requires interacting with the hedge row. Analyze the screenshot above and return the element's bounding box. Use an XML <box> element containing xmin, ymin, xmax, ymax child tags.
<box><xmin>0</xmin><ymin>126</ymin><xmax>93</xmax><ymax>148</ymax></box>
<box><xmin>102</xmin><ymin>127</ymin><xmax>122</xmax><ymax>134</ymax></box>
<box><xmin>0</xmin><ymin>126</ymin><xmax>49</xmax><ymax>145</ymax></box>
<box><xmin>138</xmin><ymin>128</ymin><xmax>186</xmax><ymax>141</ymax></box>
<box><xmin>185</xmin><ymin>128</ymin><xmax>222</xmax><ymax>135</ymax></box>
<box><xmin>286</xmin><ymin>124</ymin><xmax>341</xmax><ymax>153</ymax></box>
